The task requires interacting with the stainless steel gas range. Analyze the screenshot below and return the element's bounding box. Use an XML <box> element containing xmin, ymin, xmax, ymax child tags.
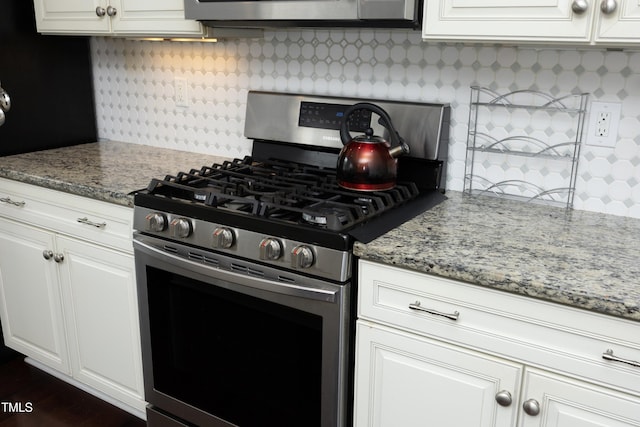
<box><xmin>132</xmin><ymin>91</ymin><xmax>450</xmax><ymax>427</ymax></box>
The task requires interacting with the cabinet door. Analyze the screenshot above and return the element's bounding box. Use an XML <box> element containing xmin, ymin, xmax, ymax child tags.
<box><xmin>33</xmin><ymin>0</ymin><xmax>112</xmax><ymax>34</ymax></box>
<box><xmin>422</xmin><ymin>0</ymin><xmax>593</xmax><ymax>43</ymax></box>
<box><xmin>57</xmin><ymin>236</ymin><xmax>145</xmax><ymax>412</ymax></box>
<box><xmin>110</xmin><ymin>0</ymin><xmax>203</xmax><ymax>36</ymax></box>
<box><xmin>354</xmin><ymin>321</ymin><xmax>522</xmax><ymax>427</ymax></box>
<box><xmin>520</xmin><ymin>368</ymin><xmax>640</xmax><ymax>427</ymax></box>
<box><xmin>594</xmin><ymin>0</ymin><xmax>640</xmax><ymax>44</ymax></box>
<box><xmin>0</xmin><ymin>219</ymin><xmax>70</xmax><ymax>373</ymax></box>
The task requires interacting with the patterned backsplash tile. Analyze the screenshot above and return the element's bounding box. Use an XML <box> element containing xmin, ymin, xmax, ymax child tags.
<box><xmin>91</xmin><ymin>30</ymin><xmax>640</xmax><ymax>218</ymax></box>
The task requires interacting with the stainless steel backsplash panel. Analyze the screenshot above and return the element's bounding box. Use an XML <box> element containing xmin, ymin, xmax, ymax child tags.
<box><xmin>245</xmin><ymin>91</ymin><xmax>450</xmax><ymax>162</ymax></box>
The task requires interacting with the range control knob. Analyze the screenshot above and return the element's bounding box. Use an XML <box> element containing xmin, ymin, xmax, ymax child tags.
<box><xmin>212</xmin><ymin>227</ymin><xmax>235</xmax><ymax>249</ymax></box>
<box><xmin>291</xmin><ymin>245</ymin><xmax>314</xmax><ymax>269</ymax></box>
<box><xmin>145</xmin><ymin>212</ymin><xmax>167</xmax><ymax>232</ymax></box>
<box><xmin>259</xmin><ymin>237</ymin><xmax>282</xmax><ymax>260</ymax></box>
<box><xmin>170</xmin><ymin>217</ymin><xmax>192</xmax><ymax>238</ymax></box>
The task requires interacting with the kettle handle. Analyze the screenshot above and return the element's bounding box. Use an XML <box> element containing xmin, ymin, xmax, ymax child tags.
<box><xmin>339</xmin><ymin>103</ymin><xmax>409</xmax><ymax>155</ymax></box>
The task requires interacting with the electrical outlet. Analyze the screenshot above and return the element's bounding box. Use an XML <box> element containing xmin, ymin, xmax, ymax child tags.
<box><xmin>596</xmin><ymin>111</ymin><xmax>611</xmax><ymax>137</ymax></box>
<box><xmin>586</xmin><ymin>102</ymin><xmax>621</xmax><ymax>147</ymax></box>
<box><xmin>174</xmin><ymin>77</ymin><xmax>189</xmax><ymax>108</ymax></box>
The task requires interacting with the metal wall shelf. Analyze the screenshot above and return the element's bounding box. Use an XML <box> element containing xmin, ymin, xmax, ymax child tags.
<box><xmin>464</xmin><ymin>86</ymin><xmax>589</xmax><ymax>209</ymax></box>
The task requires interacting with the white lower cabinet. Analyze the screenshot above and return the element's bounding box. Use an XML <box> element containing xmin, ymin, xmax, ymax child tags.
<box><xmin>57</xmin><ymin>236</ymin><xmax>143</xmax><ymax>412</ymax></box>
<box><xmin>520</xmin><ymin>369</ymin><xmax>640</xmax><ymax>427</ymax></box>
<box><xmin>0</xmin><ymin>220</ymin><xmax>69</xmax><ymax>373</ymax></box>
<box><xmin>355</xmin><ymin>321</ymin><xmax>521</xmax><ymax>426</ymax></box>
<box><xmin>354</xmin><ymin>260</ymin><xmax>640</xmax><ymax>427</ymax></box>
<box><xmin>0</xmin><ymin>178</ymin><xmax>145</xmax><ymax>417</ymax></box>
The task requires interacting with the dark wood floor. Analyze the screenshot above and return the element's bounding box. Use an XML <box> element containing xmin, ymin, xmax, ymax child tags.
<box><xmin>0</xmin><ymin>354</ymin><xmax>146</xmax><ymax>427</ymax></box>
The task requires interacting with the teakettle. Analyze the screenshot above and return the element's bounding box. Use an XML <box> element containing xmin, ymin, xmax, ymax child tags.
<box><xmin>337</xmin><ymin>102</ymin><xmax>409</xmax><ymax>191</ymax></box>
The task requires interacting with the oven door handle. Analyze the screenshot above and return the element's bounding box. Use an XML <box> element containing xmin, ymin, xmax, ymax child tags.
<box><xmin>133</xmin><ymin>236</ymin><xmax>340</xmax><ymax>303</ymax></box>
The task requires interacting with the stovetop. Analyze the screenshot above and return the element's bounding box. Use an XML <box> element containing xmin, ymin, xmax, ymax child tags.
<box><xmin>133</xmin><ymin>155</ymin><xmax>441</xmax><ymax>251</ymax></box>
<box><xmin>142</xmin><ymin>156</ymin><xmax>419</xmax><ymax>231</ymax></box>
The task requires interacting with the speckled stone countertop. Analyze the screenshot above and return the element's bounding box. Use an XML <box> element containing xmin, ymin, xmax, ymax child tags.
<box><xmin>0</xmin><ymin>141</ymin><xmax>230</xmax><ymax>207</ymax></box>
<box><xmin>354</xmin><ymin>191</ymin><xmax>640</xmax><ymax>322</ymax></box>
<box><xmin>2</xmin><ymin>143</ymin><xmax>638</xmax><ymax>321</ymax></box>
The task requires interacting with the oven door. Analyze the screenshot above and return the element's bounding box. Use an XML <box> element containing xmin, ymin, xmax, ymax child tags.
<box><xmin>133</xmin><ymin>234</ymin><xmax>350</xmax><ymax>427</ymax></box>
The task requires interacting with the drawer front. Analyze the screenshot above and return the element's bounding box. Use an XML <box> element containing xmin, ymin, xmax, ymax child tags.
<box><xmin>358</xmin><ymin>260</ymin><xmax>640</xmax><ymax>396</ymax></box>
<box><xmin>0</xmin><ymin>179</ymin><xmax>132</xmax><ymax>253</ymax></box>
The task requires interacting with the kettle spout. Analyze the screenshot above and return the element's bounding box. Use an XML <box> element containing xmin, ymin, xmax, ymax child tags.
<box><xmin>389</xmin><ymin>140</ymin><xmax>410</xmax><ymax>158</ymax></box>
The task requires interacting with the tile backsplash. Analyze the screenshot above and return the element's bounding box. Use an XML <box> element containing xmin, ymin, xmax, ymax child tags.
<box><xmin>91</xmin><ymin>30</ymin><xmax>640</xmax><ymax>218</ymax></box>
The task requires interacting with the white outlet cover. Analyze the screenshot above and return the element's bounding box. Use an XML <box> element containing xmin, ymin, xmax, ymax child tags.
<box><xmin>586</xmin><ymin>101</ymin><xmax>622</xmax><ymax>147</ymax></box>
<box><xmin>174</xmin><ymin>77</ymin><xmax>189</xmax><ymax>108</ymax></box>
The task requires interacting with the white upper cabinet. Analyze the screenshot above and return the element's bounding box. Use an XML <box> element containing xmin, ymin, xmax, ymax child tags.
<box><xmin>33</xmin><ymin>0</ymin><xmax>205</xmax><ymax>36</ymax></box>
<box><xmin>422</xmin><ymin>0</ymin><xmax>640</xmax><ymax>46</ymax></box>
<box><xmin>594</xmin><ymin>0</ymin><xmax>640</xmax><ymax>43</ymax></box>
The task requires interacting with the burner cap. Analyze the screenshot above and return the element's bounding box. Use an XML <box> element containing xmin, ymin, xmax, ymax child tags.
<box><xmin>302</xmin><ymin>203</ymin><xmax>351</xmax><ymax>229</ymax></box>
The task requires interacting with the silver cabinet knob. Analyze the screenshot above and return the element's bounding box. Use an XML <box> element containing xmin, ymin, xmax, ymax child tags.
<box><xmin>259</xmin><ymin>237</ymin><xmax>282</xmax><ymax>260</ymax></box>
<box><xmin>572</xmin><ymin>0</ymin><xmax>589</xmax><ymax>13</ymax></box>
<box><xmin>53</xmin><ymin>253</ymin><xmax>64</xmax><ymax>263</ymax></box>
<box><xmin>43</xmin><ymin>250</ymin><xmax>54</xmax><ymax>260</ymax></box>
<box><xmin>600</xmin><ymin>0</ymin><xmax>617</xmax><ymax>14</ymax></box>
<box><xmin>169</xmin><ymin>218</ymin><xmax>192</xmax><ymax>238</ymax></box>
<box><xmin>0</xmin><ymin>87</ymin><xmax>11</xmax><ymax>112</ymax></box>
<box><xmin>95</xmin><ymin>6</ymin><xmax>106</xmax><ymax>17</ymax></box>
<box><xmin>145</xmin><ymin>213</ymin><xmax>167</xmax><ymax>232</ymax></box>
<box><xmin>495</xmin><ymin>390</ymin><xmax>513</xmax><ymax>407</ymax></box>
<box><xmin>212</xmin><ymin>227</ymin><xmax>235</xmax><ymax>249</ymax></box>
<box><xmin>291</xmin><ymin>245</ymin><xmax>314</xmax><ymax>269</ymax></box>
<box><xmin>523</xmin><ymin>399</ymin><xmax>541</xmax><ymax>416</ymax></box>
<box><xmin>106</xmin><ymin>5</ymin><xmax>117</xmax><ymax>16</ymax></box>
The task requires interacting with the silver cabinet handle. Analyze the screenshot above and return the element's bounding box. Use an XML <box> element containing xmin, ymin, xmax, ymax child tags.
<box><xmin>106</xmin><ymin>5</ymin><xmax>117</xmax><ymax>16</ymax></box>
<box><xmin>96</xmin><ymin>6</ymin><xmax>106</xmax><ymax>17</ymax></box>
<box><xmin>0</xmin><ymin>197</ymin><xmax>25</xmax><ymax>207</ymax></box>
<box><xmin>572</xmin><ymin>0</ymin><xmax>589</xmax><ymax>14</ymax></box>
<box><xmin>523</xmin><ymin>399</ymin><xmax>541</xmax><ymax>416</ymax></box>
<box><xmin>53</xmin><ymin>253</ymin><xmax>64</xmax><ymax>263</ymax></box>
<box><xmin>603</xmin><ymin>349</ymin><xmax>640</xmax><ymax>368</ymax></box>
<box><xmin>408</xmin><ymin>301</ymin><xmax>459</xmax><ymax>321</ymax></box>
<box><xmin>77</xmin><ymin>217</ymin><xmax>107</xmax><ymax>228</ymax></box>
<box><xmin>600</xmin><ymin>0</ymin><xmax>617</xmax><ymax>14</ymax></box>
<box><xmin>495</xmin><ymin>390</ymin><xmax>513</xmax><ymax>407</ymax></box>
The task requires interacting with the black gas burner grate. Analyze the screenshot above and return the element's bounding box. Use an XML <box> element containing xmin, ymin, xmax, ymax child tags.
<box><xmin>143</xmin><ymin>156</ymin><xmax>419</xmax><ymax>232</ymax></box>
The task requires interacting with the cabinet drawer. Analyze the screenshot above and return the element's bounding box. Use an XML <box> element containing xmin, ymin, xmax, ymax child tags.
<box><xmin>358</xmin><ymin>260</ymin><xmax>640</xmax><ymax>396</ymax></box>
<box><xmin>0</xmin><ymin>178</ymin><xmax>132</xmax><ymax>253</ymax></box>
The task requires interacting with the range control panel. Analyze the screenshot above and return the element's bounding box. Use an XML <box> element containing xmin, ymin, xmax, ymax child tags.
<box><xmin>299</xmin><ymin>101</ymin><xmax>372</xmax><ymax>131</ymax></box>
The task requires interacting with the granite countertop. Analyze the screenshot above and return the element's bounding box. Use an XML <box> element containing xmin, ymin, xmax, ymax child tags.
<box><xmin>0</xmin><ymin>141</ymin><xmax>230</xmax><ymax>207</ymax></box>
<box><xmin>354</xmin><ymin>191</ymin><xmax>640</xmax><ymax>321</ymax></box>
<box><xmin>1</xmin><ymin>142</ymin><xmax>638</xmax><ymax>321</ymax></box>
